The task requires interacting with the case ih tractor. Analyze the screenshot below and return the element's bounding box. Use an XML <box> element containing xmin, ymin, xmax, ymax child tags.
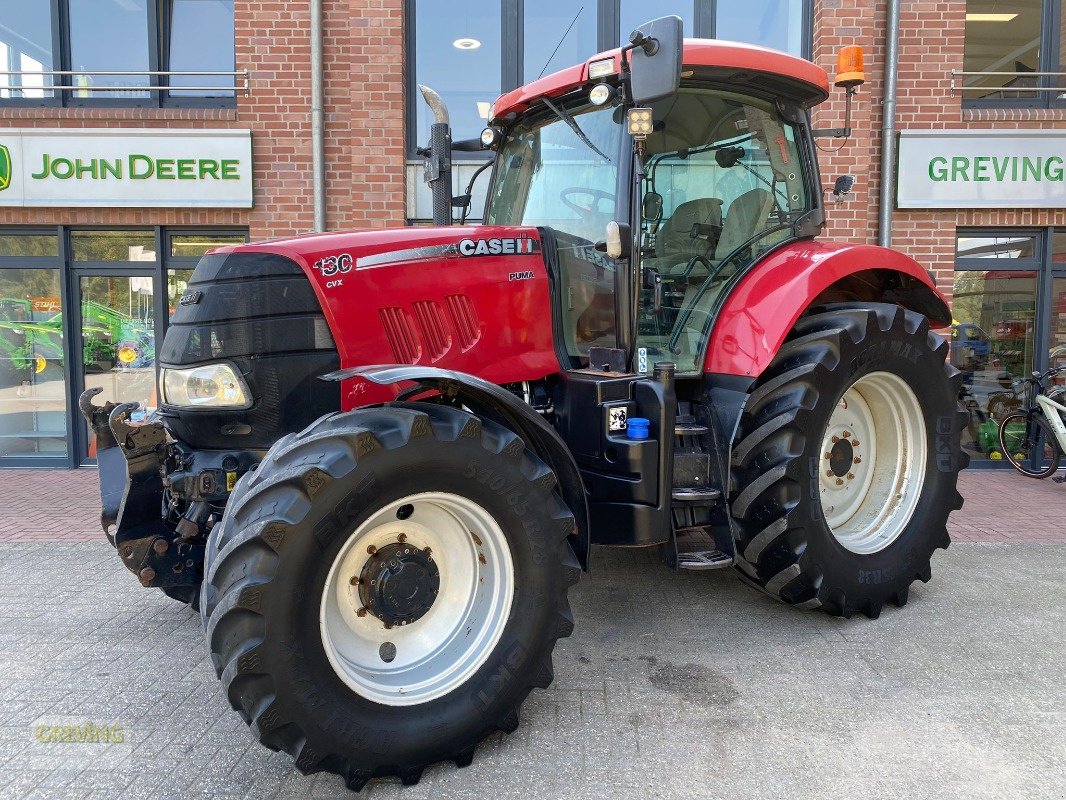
<box><xmin>82</xmin><ymin>18</ymin><xmax>967</xmax><ymax>791</ymax></box>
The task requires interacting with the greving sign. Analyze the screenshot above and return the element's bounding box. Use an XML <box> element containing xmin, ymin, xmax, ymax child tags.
<box><xmin>898</xmin><ymin>130</ymin><xmax>1066</xmax><ymax>209</ymax></box>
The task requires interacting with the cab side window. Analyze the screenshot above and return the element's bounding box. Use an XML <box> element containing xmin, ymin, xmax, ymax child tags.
<box><xmin>635</xmin><ymin>88</ymin><xmax>811</xmax><ymax>375</ymax></box>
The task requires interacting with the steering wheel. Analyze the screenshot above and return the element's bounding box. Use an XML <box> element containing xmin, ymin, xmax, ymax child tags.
<box><xmin>560</xmin><ymin>187</ymin><xmax>614</xmax><ymax>216</ymax></box>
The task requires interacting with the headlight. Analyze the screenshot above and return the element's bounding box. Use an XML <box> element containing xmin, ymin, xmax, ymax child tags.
<box><xmin>161</xmin><ymin>363</ymin><xmax>251</xmax><ymax>409</ymax></box>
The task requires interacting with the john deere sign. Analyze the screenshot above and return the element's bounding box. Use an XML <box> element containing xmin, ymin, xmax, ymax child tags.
<box><xmin>0</xmin><ymin>129</ymin><xmax>252</xmax><ymax>208</ymax></box>
<box><xmin>897</xmin><ymin>130</ymin><xmax>1066</xmax><ymax>209</ymax></box>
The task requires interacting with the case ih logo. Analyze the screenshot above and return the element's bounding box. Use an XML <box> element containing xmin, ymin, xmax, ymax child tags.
<box><xmin>0</xmin><ymin>145</ymin><xmax>11</xmax><ymax>192</ymax></box>
<box><xmin>457</xmin><ymin>237</ymin><xmax>539</xmax><ymax>257</ymax></box>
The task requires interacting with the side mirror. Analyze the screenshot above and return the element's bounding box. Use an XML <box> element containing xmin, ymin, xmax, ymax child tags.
<box><xmin>595</xmin><ymin>221</ymin><xmax>632</xmax><ymax>260</ymax></box>
<box><xmin>628</xmin><ymin>16</ymin><xmax>683</xmax><ymax>105</ymax></box>
<box><xmin>642</xmin><ymin>192</ymin><xmax>663</xmax><ymax>222</ymax></box>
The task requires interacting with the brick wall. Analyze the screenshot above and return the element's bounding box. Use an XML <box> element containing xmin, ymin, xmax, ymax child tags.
<box><xmin>0</xmin><ymin>0</ymin><xmax>407</xmax><ymax>238</ymax></box>
<box><xmin>814</xmin><ymin>0</ymin><xmax>1066</xmax><ymax>295</ymax></box>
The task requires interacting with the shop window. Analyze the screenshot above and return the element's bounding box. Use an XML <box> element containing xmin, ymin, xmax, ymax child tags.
<box><xmin>406</xmin><ymin>0</ymin><xmax>813</xmax><ymax>162</ymax></box>
<box><xmin>963</xmin><ymin>0</ymin><xmax>1060</xmax><ymax>107</ymax></box>
<box><xmin>0</xmin><ymin>233</ymin><xmax>59</xmax><ymax>258</ymax></box>
<box><xmin>0</xmin><ymin>4</ymin><xmax>54</xmax><ymax>99</ymax></box>
<box><xmin>69</xmin><ymin>0</ymin><xmax>152</xmax><ymax>98</ymax></box>
<box><xmin>169</xmin><ymin>232</ymin><xmax>246</xmax><ymax>258</ymax></box>
<box><xmin>165</xmin><ymin>0</ymin><xmax>236</xmax><ymax>97</ymax></box>
<box><xmin>619</xmin><ymin>1</ymin><xmax>695</xmax><ymax>43</ymax></box>
<box><xmin>524</xmin><ymin>1</ymin><xmax>598</xmax><ymax>82</ymax></box>
<box><xmin>715</xmin><ymin>0</ymin><xmax>806</xmax><ymax>56</ymax></box>
<box><xmin>167</xmin><ymin>268</ymin><xmax>194</xmax><ymax>320</ymax></box>
<box><xmin>412</xmin><ymin>2</ymin><xmax>502</xmax><ymax>146</ymax></box>
<box><xmin>956</xmin><ymin>233</ymin><xmax>1038</xmax><ymax>260</ymax></box>
<box><xmin>71</xmin><ymin>231</ymin><xmax>156</xmax><ymax>262</ymax></box>
<box><xmin>0</xmin><ymin>0</ymin><xmax>236</xmax><ymax>107</ymax></box>
<box><xmin>0</xmin><ymin>268</ymin><xmax>67</xmax><ymax>458</ymax></box>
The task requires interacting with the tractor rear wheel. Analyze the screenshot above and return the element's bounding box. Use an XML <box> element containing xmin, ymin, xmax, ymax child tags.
<box><xmin>730</xmin><ymin>303</ymin><xmax>967</xmax><ymax>618</ymax></box>
<box><xmin>200</xmin><ymin>403</ymin><xmax>579</xmax><ymax>790</ymax></box>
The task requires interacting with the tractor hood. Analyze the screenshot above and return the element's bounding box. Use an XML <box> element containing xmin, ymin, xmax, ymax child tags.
<box><xmin>185</xmin><ymin>225</ymin><xmax>559</xmax><ymax>416</ymax></box>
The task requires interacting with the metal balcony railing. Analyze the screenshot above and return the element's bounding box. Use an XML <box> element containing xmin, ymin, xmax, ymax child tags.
<box><xmin>0</xmin><ymin>70</ymin><xmax>250</xmax><ymax>96</ymax></box>
<box><xmin>951</xmin><ymin>70</ymin><xmax>1066</xmax><ymax>95</ymax></box>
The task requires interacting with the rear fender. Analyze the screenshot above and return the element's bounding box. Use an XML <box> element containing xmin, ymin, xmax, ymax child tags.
<box><xmin>704</xmin><ymin>241</ymin><xmax>951</xmax><ymax>378</ymax></box>
<box><xmin>323</xmin><ymin>365</ymin><xmax>591</xmax><ymax>570</ymax></box>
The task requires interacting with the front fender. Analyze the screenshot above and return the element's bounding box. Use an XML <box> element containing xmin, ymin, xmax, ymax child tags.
<box><xmin>322</xmin><ymin>365</ymin><xmax>591</xmax><ymax>570</ymax></box>
<box><xmin>705</xmin><ymin>241</ymin><xmax>951</xmax><ymax>378</ymax></box>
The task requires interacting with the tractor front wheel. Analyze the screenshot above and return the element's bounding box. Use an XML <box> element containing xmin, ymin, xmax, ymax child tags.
<box><xmin>200</xmin><ymin>403</ymin><xmax>579</xmax><ymax>790</ymax></box>
<box><xmin>730</xmin><ymin>304</ymin><xmax>967</xmax><ymax>618</ymax></box>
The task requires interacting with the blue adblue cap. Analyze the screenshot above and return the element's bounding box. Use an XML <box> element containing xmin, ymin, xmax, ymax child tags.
<box><xmin>626</xmin><ymin>417</ymin><xmax>650</xmax><ymax>440</ymax></box>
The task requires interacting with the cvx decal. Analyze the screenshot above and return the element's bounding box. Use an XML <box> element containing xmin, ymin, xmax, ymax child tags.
<box><xmin>457</xmin><ymin>237</ymin><xmax>539</xmax><ymax>257</ymax></box>
<box><xmin>312</xmin><ymin>253</ymin><xmax>353</xmax><ymax>289</ymax></box>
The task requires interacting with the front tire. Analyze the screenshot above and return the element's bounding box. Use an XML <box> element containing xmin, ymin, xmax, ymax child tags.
<box><xmin>730</xmin><ymin>304</ymin><xmax>968</xmax><ymax>618</ymax></box>
<box><xmin>200</xmin><ymin>403</ymin><xmax>579</xmax><ymax>789</ymax></box>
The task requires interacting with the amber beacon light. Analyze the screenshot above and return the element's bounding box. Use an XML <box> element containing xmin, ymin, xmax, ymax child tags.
<box><xmin>835</xmin><ymin>46</ymin><xmax>865</xmax><ymax>88</ymax></box>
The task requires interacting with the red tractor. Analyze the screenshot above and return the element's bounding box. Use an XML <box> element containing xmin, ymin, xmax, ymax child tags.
<box><xmin>82</xmin><ymin>18</ymin><xmax>966</xmax><ymax>791</ymax></box>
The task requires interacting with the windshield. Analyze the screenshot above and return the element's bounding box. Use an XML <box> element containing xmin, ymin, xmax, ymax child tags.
<box><xmin>485</xmin><ymin>103</ymin><xmax>620</xmax><ymax>241</ymax></box>
<box><xmin>486</xmin><ymin>103</ymin><xmax>623</xmax><ymax>360</ymax></box>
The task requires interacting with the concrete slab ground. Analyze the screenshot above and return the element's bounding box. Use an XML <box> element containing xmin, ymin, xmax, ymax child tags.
<box><xmin>0</xmin><ymin>469</ymin><xmax>1062</xmax><ymax>799</ymax></box>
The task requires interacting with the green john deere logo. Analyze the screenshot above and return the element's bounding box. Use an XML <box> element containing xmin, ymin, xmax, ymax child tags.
<box><xmin>0</xmin><ymin>145</ymin><xmax>10</xmax><ymax>191</ymax></box>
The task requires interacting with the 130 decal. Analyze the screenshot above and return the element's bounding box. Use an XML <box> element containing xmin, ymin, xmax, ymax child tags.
<box><xmin>312</xmin><ymin>253</ymin><xmax>354</xmax><ymax>276</ymax></box>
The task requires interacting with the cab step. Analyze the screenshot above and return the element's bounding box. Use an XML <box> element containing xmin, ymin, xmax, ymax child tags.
<box><xmin>671</xmin><ymin>486</ymin><xmax>722</xmax><ymax>503</ymax></box>
<box><xmin>674</xmin><ymin>422</ymin><xmax>709</xmax><ymax>437</ymax></box>
<box><xmin>677</xmin><ymin>550</ymin><xmax>733</xmax><ymax>570</ymax></box>
<box><xmin>672</xmin><ymin>525</ymin><xmax>734</xmax><ymax>571</ymax></box>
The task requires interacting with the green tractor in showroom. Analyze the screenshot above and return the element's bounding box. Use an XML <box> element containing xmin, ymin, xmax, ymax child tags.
<box><xmin>82</xmin><ymin>19</ymin><xmax>966</xmax><ymax>791</ymax></box>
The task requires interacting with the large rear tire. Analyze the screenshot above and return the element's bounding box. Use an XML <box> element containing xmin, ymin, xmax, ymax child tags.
<box><xmin>730</xmin><ymin>304</ymin><xmax>968</xmax><ymax>618</ymax></box>
<box><xmin>200</xmin><ymin>403</ymin><xmax>579</xmax><ymax>789</ymax></box>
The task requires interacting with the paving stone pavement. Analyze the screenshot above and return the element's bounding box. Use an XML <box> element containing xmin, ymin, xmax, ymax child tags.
<box><xmin>2</xmin><ymin>466</ymin><xmax>1065</xmax><ymax>543</ymax></box>
<box><xmin>0</xmin><ymin>537</ymin><xmax>1063</xmax><ymax>800</ymax></box>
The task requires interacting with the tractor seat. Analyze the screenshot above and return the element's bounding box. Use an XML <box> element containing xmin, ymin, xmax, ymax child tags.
<box><xmin>656</xmin><ymin>198</ymin><xmax>723</xmax><ymax>273</ymax></box>
<box><xmin>666</xmin><ymin>188</ymin><xmax>776</xmax><ymax>360</ymax></box>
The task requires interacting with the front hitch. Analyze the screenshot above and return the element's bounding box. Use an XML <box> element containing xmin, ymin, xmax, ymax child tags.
<box><xmin>79</xmin><ymin>388</ymin><xmax>204</xmax><ymax>589</ymax></box>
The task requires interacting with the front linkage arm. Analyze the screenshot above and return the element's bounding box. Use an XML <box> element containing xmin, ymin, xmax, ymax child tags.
<box><xmin>79</xmin><ymin>388</ymin><xmax>204</xmax><ymax>590</ymax></box>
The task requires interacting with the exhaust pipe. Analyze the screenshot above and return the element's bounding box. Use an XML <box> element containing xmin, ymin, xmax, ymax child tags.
<box><xmin>419</xmin><ymin>85</ymin><xmax>453</xmax><ymax>226</ymax></box>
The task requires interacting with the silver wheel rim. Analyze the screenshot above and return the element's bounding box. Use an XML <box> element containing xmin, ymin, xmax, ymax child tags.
<box><xmin>818</xmin><ymin>371</ymin><xmax>927</xmax><ymax>555</ymax></box>
<box><xmin>320</xmin><ymin>492</ymin><xmax>514</xmax><ymax>706</ymax></box>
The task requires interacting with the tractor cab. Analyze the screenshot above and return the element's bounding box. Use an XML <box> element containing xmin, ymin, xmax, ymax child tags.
<box><xmin>479</xmin><ymin>20</ymin><xmax>833</xmax><ymax>375</ymax></box>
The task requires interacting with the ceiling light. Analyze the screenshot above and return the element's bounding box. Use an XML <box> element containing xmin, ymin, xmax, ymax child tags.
<box><xmin>453</xmin><ymin>37</ymin><xmax>481</xmax><ymax>50</ymax></box>
<box><xmin>965</xmin><ymin>13</ymin><xmax>1018</xmax><ymax>21</ymax></box>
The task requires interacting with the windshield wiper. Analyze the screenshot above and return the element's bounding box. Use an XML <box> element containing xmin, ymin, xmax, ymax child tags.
<box><xmin>540</xmin><ymin>96</ymin><xmax>612</xmax><ymax>163</ymax></box>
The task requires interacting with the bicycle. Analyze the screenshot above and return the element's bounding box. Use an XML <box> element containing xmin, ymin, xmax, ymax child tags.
<box><xmin>997</xmin><ymin>366</ymin><xmax>1066</xmax><ymax>479</ymax></box>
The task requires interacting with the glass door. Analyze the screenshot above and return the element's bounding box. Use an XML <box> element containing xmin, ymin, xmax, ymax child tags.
<box><xmin>1051</xmin><ymin>272</ymin><xmax>1066</xmax><ymax>385</ymax></box>
<box><xmin>952</xmin><ymin>232</ymin><xmax>1041</xmax><ymax>466</ymax></box>
<box><xmin>75</xmin><ymin>273</ymin><xmax>158</xmax><ymax>461</ymax></box>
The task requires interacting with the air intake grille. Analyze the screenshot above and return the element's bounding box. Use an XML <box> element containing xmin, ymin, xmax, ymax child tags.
<box><xmin>379</xmin><ymin>306</ymin><xmax>421</xmax><ymax>364</ymax></box>
<box><xmin>412</xmin><ymin>300</ymin><xmax>450</xmax><ymax>362</ymax></box>
<box><xmin>444</xmin><ymin>294</ymin><xmax>481</xmax><ymax>352</ymax></box>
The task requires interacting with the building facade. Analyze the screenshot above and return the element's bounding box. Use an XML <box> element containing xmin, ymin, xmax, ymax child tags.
<box><xmin>0</xmin><ymin>0</ymin><xmax>1061</xmax><ymax>468</ymax></box>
